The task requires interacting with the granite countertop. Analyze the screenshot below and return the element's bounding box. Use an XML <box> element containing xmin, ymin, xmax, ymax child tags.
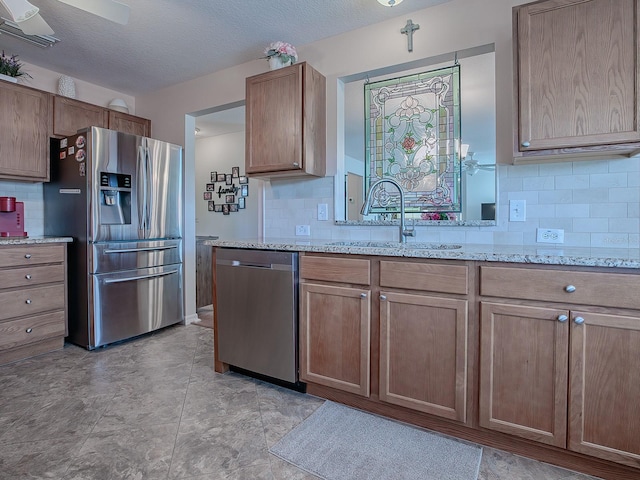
<box><xmin>202</xmin><ymin>238</ymin><xmax>640</xmax><ymax>269</ymax></box>
<box><xmin>0</xmin><ymin>236</ymin><xmax>73</xmax><ymax>245</ymax></box>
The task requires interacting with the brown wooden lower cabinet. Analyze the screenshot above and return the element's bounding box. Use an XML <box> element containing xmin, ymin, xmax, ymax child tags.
<box><xmin>569</xmin><ymin>311</ymin><xmax>640</xmax><ymax>467</ymax></box>
<box><xmin>299</xmin><ymin>282</ymin><xmax>371</xmax><ymax>397</ymax></box>
<box><xmin>379</xmin><ymin>291</ymin><xmax>468</xmax><ymax>422</ymax></box>
<box><xmin>298</xmin><ymin>255</ymin><xmax>640</xmax><ymax>479</ymax></box>
<box><xmin>479</xmin><ymin>302</ymin><xmax>569</xmax><ymax>447</ymax></box>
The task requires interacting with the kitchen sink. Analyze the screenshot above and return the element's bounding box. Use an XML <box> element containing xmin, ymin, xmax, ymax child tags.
<box><xmin>328</xmin><ymin>241</ymin><xmax>463</xmax><ymax>249</ymax></box>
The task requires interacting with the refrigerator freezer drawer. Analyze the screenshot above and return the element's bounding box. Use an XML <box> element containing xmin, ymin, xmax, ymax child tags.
<box><xmin>90</xmin><ymin>264</ymin><xmax>183</xmax><ymax>348</ymax></box>
<box><xmin>91</xmin><ymin>239</ymin><xmax>182</xmax><ymax>274</ymax></box>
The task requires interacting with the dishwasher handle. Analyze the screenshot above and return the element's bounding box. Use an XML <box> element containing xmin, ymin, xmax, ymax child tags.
<box><xmin>217</xmin><ymin>258</ymin><xmax>294</xmax><ymax>272</ymax></box>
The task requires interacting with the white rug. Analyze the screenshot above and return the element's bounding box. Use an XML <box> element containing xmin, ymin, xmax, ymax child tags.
<box><xmin>270</xmin><ymin>401</ymin><xmax>482</xmax><ymax>480</ymax></box>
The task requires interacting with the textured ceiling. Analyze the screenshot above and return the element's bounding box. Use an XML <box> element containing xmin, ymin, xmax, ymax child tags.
<box><xmin>0</xmin><ymin>0</ymin><xmax>450</xmax><ymax>96</ymax></box>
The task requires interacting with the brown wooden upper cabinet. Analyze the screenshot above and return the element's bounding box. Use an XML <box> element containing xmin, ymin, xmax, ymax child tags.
<box><xmin>0</xmin><ymin>82</ymin><xmax>52</xmax><ymax>181</ymax></box>
<box><xmin>245</xmin><ymin>62</ymin><xmax>326</xmax><ymax>177</ymax></box>
<box><xmin>513</xmin><ymin>0</ymin><xmax>640</xmax><ymax>162</ymax></box>
<box><xmin>108</xmin><ymin>110</ymin><xmax>151</xmax><ymax>137</ymax></box>
<box><xmin>53</xmin><ymin>96</ymin><xmax>150</xmax><ymax>137</ymax></box>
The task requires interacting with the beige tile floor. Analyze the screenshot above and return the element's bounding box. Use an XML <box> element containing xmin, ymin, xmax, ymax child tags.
<box><xmin>0</xmin><ymin>324</ymin><xmax>602</xmax><ymax>479</ymax></box>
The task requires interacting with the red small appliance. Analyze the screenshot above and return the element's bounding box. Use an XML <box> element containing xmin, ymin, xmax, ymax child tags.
<box><xmin>0</xmin><ymin>196</ymin><xmax>28</xmax><ymax>237</ymax></box>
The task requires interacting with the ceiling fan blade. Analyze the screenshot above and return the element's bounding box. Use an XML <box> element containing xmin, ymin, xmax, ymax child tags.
<box><xmin>0</xmin><ymin>0</ymin><xmax>38</xmax><ymax>22</ymax></box>
<box><xmin>0</xmin><ymin>0</ymin><xmax>54</xmax><ymax>35</ymax></box>
<box><xmin>57</xmin><ymin>0</ymin><xmax>130</xmax><ymax>25</ymax></box>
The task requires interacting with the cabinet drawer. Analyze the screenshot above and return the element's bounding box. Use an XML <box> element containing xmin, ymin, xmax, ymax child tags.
<box><xmin>0</xmin><ymin>310</ymin><xmax>66</xmax><ymax>351</ymax></box>
<box><xmin>380</xmin><ymin>261</ymin><xmax>468</xmax><ymax>295</ymax></box>
<box><xmin>300</xmin><ymin>256</ymin><xmax>370</xmax><ymax>285</ymax></box>
<box><xmin>0</xmin><ymin>284</ymin><xmax>65</xmax><ymax>320</ymax></box>
<box><xmin>480</xmin><ymin>266</ymin><xmax>640</xmax><ymax>309</ymax></box>
<box><xmin>0</xmin><ymin>264</ymin><xmax>65</xmax><ymax>289</ymax></box>
<box><xmin>0</xmin><ymin>244</ymin><xmax>65</xmax><ymax>268</ymax></box>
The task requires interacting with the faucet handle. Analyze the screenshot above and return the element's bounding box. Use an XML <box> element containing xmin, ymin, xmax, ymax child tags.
<box><xmin>403</xmin><ymin>218</ymin><xmax>416</xmax><ymax>237</ymax></box>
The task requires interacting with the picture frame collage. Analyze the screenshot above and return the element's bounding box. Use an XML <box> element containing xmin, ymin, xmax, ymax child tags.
<box><xmin>202</xmin><ymin>166</ymin><xmax>248</xmax><ymax>215</ymax></box>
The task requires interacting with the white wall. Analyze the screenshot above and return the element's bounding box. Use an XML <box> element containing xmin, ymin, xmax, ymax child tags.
<box><xmin>0</xmin><ymin>63</ymin><xmax>137</xmax><ymax>237</ymax></box>
<box><xmin>135</xmin><ymin>0</ymin><xmax>639</xmax><ymax>318</ymax></box>
<box><xmin>195</xmin><ymin>132</ymin><xmax>261</xmax><ymax>239</ymax></box>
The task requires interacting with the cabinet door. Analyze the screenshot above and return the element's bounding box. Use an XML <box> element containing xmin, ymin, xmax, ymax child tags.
<box><xmin>0</xmin><ymin>83</ymin><xmax>51</xmax><ymax>181</ymax></box>
<box><xmin>569</xmin><ymin>311</ymin><xmax>640</xmax><ymax>467</ymax></box>
<box><xmin>479</xmin><ymin>302</ymin><xmax>569</xmax><ymax>447</ymax></box>
<box><xmin>379</xmin><ymin>292</ymin><xmax>468</xmax><ymax>422</ymax></box>
<box><xmin>108</xmin><ymin>111</ymin><xmax>151</xmax><ymax>136</ymax></box>
<box><xmin>516</xmin><ymin>0</ymin><xmax>640</xmax><ymax>152</ymax></box>
<box><xmin>246</xmin><ymin>64</ymin><xmax>303</xmax><ymax>174</ymax></box>
<box><xmin>53</xmin><ymin>96</ymin><xmax>108</xmax><ymax>137</ymax></box>
<box><xmin>299</xmin><ymin>282</ymin><xmax>370</xmax><ymax>396</ymax></box>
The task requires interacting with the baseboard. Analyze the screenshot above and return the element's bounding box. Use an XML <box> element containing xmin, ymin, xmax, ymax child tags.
<box><xmin>184</xmin><ymin>313</ymin><xmax>200</xmax><ymax>325</ymax></box>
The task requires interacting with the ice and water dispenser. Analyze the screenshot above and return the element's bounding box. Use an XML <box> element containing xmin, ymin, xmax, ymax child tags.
<box><xmin>99</xmin><ymin>172</ymin><xmax>132</xmax><ymax>225</ymax></box>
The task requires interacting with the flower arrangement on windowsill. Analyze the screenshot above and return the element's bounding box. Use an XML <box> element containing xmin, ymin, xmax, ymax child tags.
<box><xmin>0</xmin><ymin>51</ymin><xmax>31</xmax><ymax>82</ymax></box>
<box><xmin>263</xmin><ymin>41</ymin><xmax>298</xmax><ymax>70</ymax></box>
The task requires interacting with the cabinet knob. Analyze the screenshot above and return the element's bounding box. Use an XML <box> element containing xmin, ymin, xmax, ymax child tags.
<box><xmin>25</xmin><ymin>274</ymin><xmax>32</xmax><ymax>280</ymax></box>
<box><xmin>521</xmin><ymin>141</ymin><xmax>531</xmax><ymax>148</ymax></box>
<box><xmin>557</xmin><ymin>314</ymin><xmax>568</xmax><ymax>322</ymax></box>
<box><xmin>360</xmin><ymin>293</ymin><xmax>367</xmax><ymax>298</ymax></box>
<box><xmin>25</xmin><ymin>328</ymin><xmax>32</xmax><ymax>333</ymax></box>
<box><xmin>573</xmin><ymin>316</ymin><xmax>585</xmax><ymax>325</ymax></box>
<box><xmin>25</xmin><ymin>299</ymin><xmax>32</xmax><ymax>304</ymax></box>
<box><xmin>24</xmin><ymin>254</ymin><xmax>32</xmax><ymax>259</ymax></box>
<box><xmin>564</xmin><ymin>285</ymin><xmax>576</xmax><ymax>293</ymax></box>
<box><xmin>293</xmin><ymin>162</ymin><xmax>299</xmax><ymax>167</ymax></box>
<box><xmin>380</xmin><ymin>295</ymin><xmax>387</xmax><ymax>301</ymax></box>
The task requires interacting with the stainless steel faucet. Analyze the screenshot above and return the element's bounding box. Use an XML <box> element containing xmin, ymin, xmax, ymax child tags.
<box><xmin>360</xmin><ymin>177</ymin><xmax>415</xmax><ymax>243</ymax></box>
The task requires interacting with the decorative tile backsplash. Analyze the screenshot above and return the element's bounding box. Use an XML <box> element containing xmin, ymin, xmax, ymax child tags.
<box><xmin>0</xmin><ymin>181</ymin><xmax>44</xmax><ymax>237</ymax></box>
<box><xmin>264</xmin><ymin>157</ymin><xmax>639</xmax><ymax>248</ymax></box>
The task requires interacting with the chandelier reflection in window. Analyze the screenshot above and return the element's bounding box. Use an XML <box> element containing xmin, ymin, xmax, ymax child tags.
<box><xmin>364</xmin><ymin>64</ymin><xmax>461</xmax><ymax>216</ymax></box>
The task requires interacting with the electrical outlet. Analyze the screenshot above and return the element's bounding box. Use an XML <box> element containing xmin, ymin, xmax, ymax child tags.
<box><xmin>295</xmin><ymin>225</ymin><xmax>310</xmax><ymax>236</ymax></box>
<box><xmin>317</xmin><ymin>203</ymin><xmax>328</xmax><ymax>221</ymax></box>
<box><xmin>509</xmin><ymin>200</ymin><xmax>526</xmax><ymax>222</ymax></box>
<box><xmin>537</xmin><ymin>228</ymin><xmax>565</xmax><ymax>244</ymax></box>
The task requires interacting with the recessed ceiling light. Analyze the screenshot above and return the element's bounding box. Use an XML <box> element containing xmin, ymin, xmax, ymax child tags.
<box><xmin>377</xmin><ymin>0</ymin><xmax>404</xmax><ymax>6</ymax></box>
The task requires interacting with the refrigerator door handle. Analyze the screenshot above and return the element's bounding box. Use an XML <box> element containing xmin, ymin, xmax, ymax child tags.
<box><xmin>137</xmin><ymin>145</ymin><xmax>147</xmax><ymax>232</ymax></box>
<box><xmin>103</xmin><ymin>270</ymin><xmax>178</xmax><ymax>284</ymax></box>
<box><xmin>145</xmin><ymin>146</ymin><xmax>152</xmax><ymax>237</ymax></box>
<box><xmin>103</xmin><ymin>245</ymin><xmax>178</xmax><ymax>254</ymax></box>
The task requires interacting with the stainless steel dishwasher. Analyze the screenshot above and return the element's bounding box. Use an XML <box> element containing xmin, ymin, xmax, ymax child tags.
<box><xmin>215</xmin><ymin>248</ymin><xmax>300</xmax><ymax>386</ymax></box>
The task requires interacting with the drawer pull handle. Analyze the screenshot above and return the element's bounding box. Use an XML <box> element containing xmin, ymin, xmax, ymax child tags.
<box><xmin>380</xmin><ymin>295</ymin><xmax>387</xmax><ymax>301</ymax></box>
<box><xmin>24</xmin><ymin>254</ymin><xmax>32</xmax><ymax>259</ymax></box>
<box><xmin>25</xmin><ymin>299</ymin><xmax>32</xmax><ymax>304</ymax></box>
<box><xmin>360</xmin><ymin>293</ymin><xmax>367</xmax><ymax>298</ymax></box>
<box><xmin>574</xmin><ymin>316</ymin><xmax>585</xmax><ymax>325</ymax></box>
<box><xmin>564</xmin><ymin>285</ymin><xmax>576</xmax><ymax>293</ymax></box>
<box><xmin>557</xmin><ymin>314</ymin><xmax>568</xmax><ymax>323</ymax></box>
<box><xmin>25</xmin><ymin>274</ymin><xmax>32</xmax><ymax>280</ymax></box>
<box><xmin>25</xmin><ymin>328</ymin><xmax>33</xmax><ymax>333</ymax></box>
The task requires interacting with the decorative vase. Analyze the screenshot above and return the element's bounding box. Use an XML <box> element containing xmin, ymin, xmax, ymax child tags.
<box><xmin>0</xmin><ymin>73</ymin><xmax>18</xmax><ymax>83</ymax></box>
<box><xmin>268</xmin><ymin>56</ymin><xmax>292</xmax><ymax>71</ymax></box>
<box><xmin>57</xmin><ymin>75</ymin><xmax>76</xmax><ymax>98</ymax></box>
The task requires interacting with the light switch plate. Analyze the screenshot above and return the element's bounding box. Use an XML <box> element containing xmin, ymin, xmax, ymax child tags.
<box><xmin>509</xmin><ymin>200</ymin><xmax>526</xmax><ymax>222</ymax></box>
<box><xmin>317</xmin><ymin>203</ymin><xmax>328</xmax><ymax>221</ymax></box>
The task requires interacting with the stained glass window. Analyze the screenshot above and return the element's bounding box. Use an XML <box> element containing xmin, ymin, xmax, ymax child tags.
<box><xmin>364</xmin><ymin>65</ymin><xmax>461</xmax><ymax>216</ymax></box>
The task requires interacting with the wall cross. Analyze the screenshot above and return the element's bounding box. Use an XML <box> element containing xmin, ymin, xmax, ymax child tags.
<box><xmin>401</xmin><ymin>19</ymin><xmax>420</xmax><ymax>52</ymax></box>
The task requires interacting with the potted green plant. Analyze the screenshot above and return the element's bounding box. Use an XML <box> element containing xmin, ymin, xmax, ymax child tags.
<box><xmin>0</xmin><ymin>51</ymin><xmax>31</xmax><ymax>83</ymax></box>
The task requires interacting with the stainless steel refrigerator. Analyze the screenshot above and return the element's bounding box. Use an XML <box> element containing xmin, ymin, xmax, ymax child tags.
<box><xmin>44</xmin><ymin>126</ymin><xmax>183</xmax><ymax>349</ymax></box>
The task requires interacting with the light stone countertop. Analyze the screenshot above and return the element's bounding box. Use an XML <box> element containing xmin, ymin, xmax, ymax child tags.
<box><xmin>203</xmin><ymin>238</ymin><xmax>640</xmax><ymax>269</ymax></box>
<box><xmin>0</xmin><ymin>236</ymin><xmax>73</xmax><ymax>245</ymax></box>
